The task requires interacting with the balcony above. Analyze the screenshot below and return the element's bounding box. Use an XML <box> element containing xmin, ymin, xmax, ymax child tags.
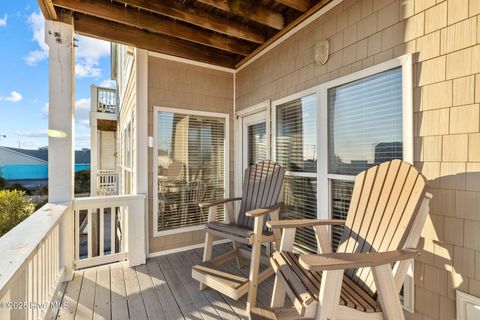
<box><xmin>90</xmin><ymin>86</ymin><xmax>118</xmax><ymax>125</ymax></box>
<box><xmin>94</xmin><ymin>86</ymin><xmax>117</xmax><ymax>114</ymax></box>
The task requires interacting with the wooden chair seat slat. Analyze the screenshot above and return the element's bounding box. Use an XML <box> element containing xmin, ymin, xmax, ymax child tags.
<box><xmin>205</xmin><ymin>222</ymin><xmax>274</xmax><ymax>242</ymax></box>
<box><xmin>271</xmin><ymin>251</ymin><xmax>382</xmax><ymax>313</ymax></box>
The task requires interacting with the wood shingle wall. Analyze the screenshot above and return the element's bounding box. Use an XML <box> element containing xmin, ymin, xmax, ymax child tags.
<box><xmin>235</xmin><ymin>0</ymin><xmax>480</xmax><ymax>318</ymax></box>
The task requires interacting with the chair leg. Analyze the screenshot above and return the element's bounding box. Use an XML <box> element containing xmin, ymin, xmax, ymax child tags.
<box><xmin>232</xmin><ymin>241</ymin><xmax>246</xmax><ymax>268</ymax></box>
<box><xmin>271</xmin><ymin>275</ymin><xmax>287</xmax><ymax>308</ymax></box>
<box><xmin>246</xmin><ymin>217</ymin><xmax>263</xmax><ymax>313</ymax></box>
<box><xmin>373</xmin><ymin>264</ymin><xmax>405</xmax><ymax>320</ymax></box>
<box><xmin>200</xmin><ymin>231</ymin><xmax>214</xmax><ymax>290</ymax></box>
<box><xmin>316</xmin><ymin>270</ymin><xmax>343</xmax><ymax>320</ymax></box>
<box><xmin>271</xmin><ymin>228</ymin><xmax>296</xmax><ymax>309</ymax></box>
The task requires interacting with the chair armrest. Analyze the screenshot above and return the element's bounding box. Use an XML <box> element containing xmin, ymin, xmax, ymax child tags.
<box><xmin>199</xmin><ymin>197</ymin><xmax>242</xmax><ymax>208</ymax></box>
<box><xmin>299</xmin><ymin>248</ymin><xmax>420</xmax><ymax>272</ymax></box>
<box><xmin>267</xmin><ymin>219</ymin><xmax>346</xmax><ymax>229</ymax></box>
<box><xmin>245</xmin><ymin>203</ymin><xmax>282</xmax><ymax>217</ymax></box>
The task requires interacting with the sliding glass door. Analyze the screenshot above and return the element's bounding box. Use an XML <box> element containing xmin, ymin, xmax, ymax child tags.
<box><xmin>154</xmin><ymin>108</ymin><xmax>229</xmax><ymax>235</ymax></box>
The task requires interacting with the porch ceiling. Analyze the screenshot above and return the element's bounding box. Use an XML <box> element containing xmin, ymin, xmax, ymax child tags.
<box><xmin>37</xmin><ymin>0</ymin><xmax>332</xmax><ymax>68</ymax></box>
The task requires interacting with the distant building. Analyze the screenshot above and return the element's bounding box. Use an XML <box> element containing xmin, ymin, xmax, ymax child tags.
<box><xmin>374</xmin><ymin>142</ymin><xmax>403</xmax><ymax>165</ymax></box>
<box><xmin>0</xmin><ymin>147</ymin><xmax>90</xmax><ymax>187</ymax></box>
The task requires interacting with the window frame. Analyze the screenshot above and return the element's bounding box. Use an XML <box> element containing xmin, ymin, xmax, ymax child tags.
<box><xmin>271</xmin><ymin>87</ymin><xmax>320</xmax><ymax>190</ymax></box>
<box><xmin>270</xmin><ymin>54</ymin><xmax>414</xmax><ymax>311</ymax></box>
<box><xmin>317</xmin><ymin>54</ymin><xmax>413</xmax><ymax>221</ymax></box>
<box><xmin>119</xmin><ymin>116</ymin><xmax>134</xmax><ymax>195</ymax></box>
<box><xmin>152</xmin><ymin>106</ymin><xmax>230</xmax><ymax>237</ymax></box>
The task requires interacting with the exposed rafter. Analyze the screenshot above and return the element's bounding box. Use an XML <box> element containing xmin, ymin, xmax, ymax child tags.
<box><xmin>52</xmin><ymin>0</ymin><xmax>255</xmax><ymax>56</ymax></box>
<box><xmin>275</xmin><ymin>0</ymin><xmax>310</xmax><ymax>12</ymax></box>
<box><xmin>196</xmin><ymin>0</ymin><xmax>285</xmax><ymax>30</ymax></box>
<box><xmin>115</xmin><ymin>0</ymin><xmax>265</xmax><ymax>44</ymax></box>
<box><xmin>38</xmin><ymin>0</ymin><xmax>57</xmax><ymax>20</ymax></box>
<box><xmin>236</xmin><ymin>0</ymin><xmax>331</xmax><ymax>68</ymax></box>
<box><xmin>73</xmin><ymin>14</ymin><xmax>239</xmax><ymax>68</ymax></box>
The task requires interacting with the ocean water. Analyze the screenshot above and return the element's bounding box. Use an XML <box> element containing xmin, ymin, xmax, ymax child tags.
<box><xmin>0</xmin><ymin>164</ymin><xmax>91</xmax><ymax>180</ymax></box>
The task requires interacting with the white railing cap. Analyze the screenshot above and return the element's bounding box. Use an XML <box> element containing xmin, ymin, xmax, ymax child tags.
<box><xmin>73</xmin><ymin>194</ymin><xmax>145</xmax><ymax>209</ymax></box>
<box><xmin>0</xmin><ymin>203</ymin><xmax>69</xmax><ymax>296</ymax></box>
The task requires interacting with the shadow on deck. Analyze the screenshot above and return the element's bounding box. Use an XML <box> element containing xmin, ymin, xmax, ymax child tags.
<box><xmin>50</xmin><ymin>243</ymin><xmax>276</xmax><ymax>320</ymax></box>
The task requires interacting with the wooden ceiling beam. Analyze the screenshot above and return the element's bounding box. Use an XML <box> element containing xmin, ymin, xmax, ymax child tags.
<box><xmin>52</xmin><ymin>0</ymin><xmax>255</xmax><ymax>56</ymax></box>
<box><xmin>114</xmin><ymin>0</ymin><xmax>265</xmax><ymax>44</ymax></box>
<box><xmin>236</xmin><ymin>0</ymin><xmax>331</xmax><ymax>68</ymax></box>
<box><xmin>196</xmin><ymin>0</ymin><xmax>285</xmax><ymax>30</ymax></box>
<box><xmin>37</xmin><ymin>0</ymin><xmax>57</xmax><ymax>20</ymax></box>
<box><xmin>275</xmin><ymin>0</ymin><xmax>310</xmax><ymax>12</ymax></box>
<box><xmin>73</xmin><ymin>14</ymin><xmax>238</xmax><ymax>68</ymax></box>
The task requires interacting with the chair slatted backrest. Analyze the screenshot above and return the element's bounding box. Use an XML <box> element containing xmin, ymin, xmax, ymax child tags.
<box><xmin>337</xmin><ymin>160</ymin><xmax>426</xmax><ymax>296</ymax></box>
<box><xmin>237</xmin><ymin>161</ymin><xmax>285</xmax><ymax>229</ymax></box>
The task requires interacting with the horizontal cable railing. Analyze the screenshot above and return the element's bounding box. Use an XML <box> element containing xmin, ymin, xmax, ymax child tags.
<box><xmin>72</xmin><ymin>195</ymin><xmax>145</xmax><ymax>269</ymax></box>
<box><xmin>0</xmin><ymin>203</ymin><xmax>71</xmax><ymax>320</ymax></box>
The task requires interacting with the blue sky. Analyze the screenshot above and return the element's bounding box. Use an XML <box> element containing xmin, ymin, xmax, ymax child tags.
<box><xmin>0</xmin><ymin>1</ymin><xmax>113</xmax><ymax>150</ymax></box>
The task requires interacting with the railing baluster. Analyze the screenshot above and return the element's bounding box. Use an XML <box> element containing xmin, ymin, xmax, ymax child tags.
<box><xmin>121</xmin><ymin>206</ymin><xmax>125</xmax><ymax>253</ymax></box>
<box><xmin>75</xmin><ymin>209</ymin><xmax>80</xmax><ymax>262</ymax></box>
<box><xmin>88</xmin><ymin>209</ymin><xmax>93</xmax><ymax>259</ymax></box>
<box><xmin>27</xmin><ymin>260</ymin><xmax>33</xmax><ymax>320</ymax></box>
<box><xmin>42</xmin><ymin>241</ymin><xmax>46</xmax><ymax>305</ymax></box>
<box><xmin>111</xmin><ymin>206</ymin><xmax>116</xmax><ymax>255</ymax></box>
<box><xmin>33</xmin><ymin>253</ymin><xmax>38</xmax><ymax>320</ymax></box>
<box><xmin>100</xmin><ymin>208</ymin><xmax>105</xmax><ymax>257</ymax></box>
<box><xmin>47</xmin><ymin>236</ymin><xmax>51</xmax><ymax>298</ymax></box>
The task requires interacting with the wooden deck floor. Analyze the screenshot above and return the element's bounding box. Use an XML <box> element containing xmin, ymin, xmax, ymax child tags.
<box><xmin>50</xmin><ymin>243</ymin><xmax>276</xmax><ymax>320</ymax></box>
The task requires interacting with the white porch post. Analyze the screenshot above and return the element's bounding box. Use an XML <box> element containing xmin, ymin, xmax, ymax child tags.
<box><xmin>128</xmin><ymin>48</ymin><xmax>148</xmax><ymax>266</ymax></box>
<box><xmin>45</xmin><ymin>18</ymin><xmax>75</xmax><ymax>280</ymax></box>
<box><xmin>90</xmin><ymin>85</ymin><xmax>98</xmax><ymax>196</ymax></box>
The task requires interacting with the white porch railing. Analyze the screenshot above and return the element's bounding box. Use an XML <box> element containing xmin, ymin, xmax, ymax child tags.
<box><xmin>73</xmin><ymin>195</ymin><xmax>145</xmax><ymax>269</ymax></box>
<box><xmin>96</xmin><ymin>169</ymin><xmax>118</xmax><ymax>196</ymax></box>
<box><xmin>95</xmin><ymin>87</ymin><xmax>117</xmax><ymax>114</ymax></box>
<box><xmin>0</xmin><ymin>203</ymin><xmax>71</xmax><ymax>320</ymax></box>
<box><xmin>0</xmin><ymin>194</ymin><xmax>146</xmax><ymax>320</ymax></box>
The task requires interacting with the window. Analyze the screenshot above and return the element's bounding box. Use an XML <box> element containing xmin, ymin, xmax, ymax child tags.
<box><xmin>274</xmin><ymin>95</ymin><xmax>318</xmax><ymax>252</ymax></box>
<box><xmin>154</xmin><ymin>108</ymin><xmax>228</xmax><ymax>235</ymax></box>
<box><xmin>120</xmin><ymin>119</ymin><xmax>134</xmax><ymax>195</ymax></box>
<box><xmin>326</xmin><ymin>67</ymin><xmax>404</xmax><ymax>250</ymax></box>
<box><xmin>247</xmin><ymin>123</ymin><xmax>267</xmax><ymax>166</ymax></box>
<box><xmin>271</xmin><ymin>55</ymin><xmax>413</xmax><ymax>259</ymax></box>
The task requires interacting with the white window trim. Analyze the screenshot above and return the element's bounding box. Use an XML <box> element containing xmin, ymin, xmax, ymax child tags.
<box><xmin>269</xmin><ymin>53</ymin><xmax>414</xmax><ymax>311</ymax></box>
<box><xmin>234</xmin><ymin>100</ymin><xmax>271</xmax><ymax>199</ymax></box>
<box><xmin>152</xmin><ymin>106</ymin><xmax>230</xmax><ymax>237</ymax></box>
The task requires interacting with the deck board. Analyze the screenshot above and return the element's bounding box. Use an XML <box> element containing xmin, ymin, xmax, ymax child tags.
<box><xmin>56</xmin><ymin>243</ymin><xmax>275</xmax><ymax>320</ymax></box>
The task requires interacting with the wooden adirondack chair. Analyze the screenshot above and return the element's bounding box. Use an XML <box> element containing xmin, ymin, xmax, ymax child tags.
<box><xmin>266</xmin><ymin>160</ymin><xmax>432</xmax><ymax>320</ymax></box>
<box><xmin>192</xmin><ymin>160</ymin><xmax>285</xmax><ymax>312</ymax></box>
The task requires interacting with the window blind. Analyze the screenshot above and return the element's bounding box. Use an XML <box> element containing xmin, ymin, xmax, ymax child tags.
<box><xmin>276</xmin><ymin>95</ymin><xmax>318</xmax><ymax>252</ymax></box>
<box><xmin>276</xmin><ymin>96</ymin><xmax>317</xmax><ymax>173</ymax></box>
<box><xmin>156</xmin><ymin>111</ymin><xmax>226</xmax><ymax>231</ymax></box>
<box><xmin>328</xmin><ymin>67</ymin><xmax>403</xmax><ymax>176</ymax></box>
<box><xmin>327</xmin><ymin>67</ymin><xmax>403</xmax><ymax>250</ymax></box>
<box><xmin>247</xmin><ymin>122</ymin><xmax>267</xmax><ymax>166</ymax></box>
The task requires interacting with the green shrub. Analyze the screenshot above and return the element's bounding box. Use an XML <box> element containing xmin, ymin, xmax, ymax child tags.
<box><xmin>75</xmin><ymin>169</ymin><xmax>90</xmax><ymax>195</ymax></box>
<box><xmin>7</xmin><ymin>183</ymin><xmax>32</xmax><ymax>195</ymax></box>
<box><xmin>0</xmin><ymin>190</ymin><xmax>35</xmax><ymax>237</ymax></box>
<box><xmin>0</xmin><ymin>176</ymin><xmax>7</xmax><ymax>190</ymax></box>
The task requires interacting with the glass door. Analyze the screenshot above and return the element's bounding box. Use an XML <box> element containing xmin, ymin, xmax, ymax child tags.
<box><xmin>241</xmin><ymin>111</ymin><xmax>269</xmax><ymax>172</ymax></box>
